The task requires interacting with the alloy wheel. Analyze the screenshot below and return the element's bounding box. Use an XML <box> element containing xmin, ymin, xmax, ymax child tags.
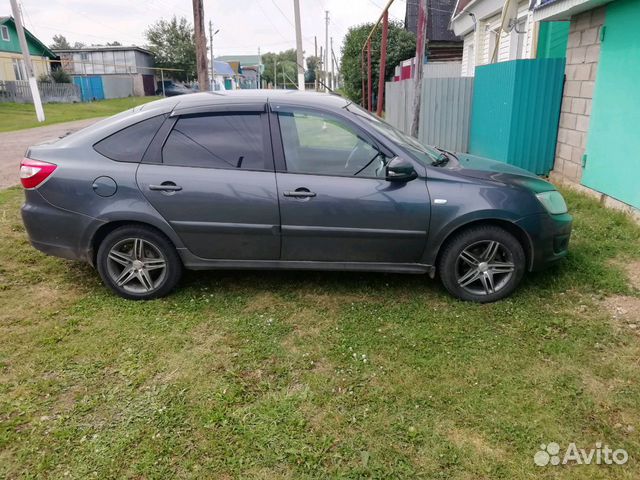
<box><xmin>106</xmin><ymin>238</ymin><xmax>167</xmax><ymax>294</ymax></box>
<box><xmin>455</xmin><ymin>240</ymin><xmax>516</xmax><ymax>296</ymax></box>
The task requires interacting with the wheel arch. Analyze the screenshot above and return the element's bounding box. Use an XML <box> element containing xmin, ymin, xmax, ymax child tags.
<box><xmin>433</xmin><ymin>218</ymin><xmax>534</xmax><ymax>272</ymax></box>
<box><xmin>89</xmin><ymin>219</ymin><xmax>182</xmax><ymax>266</ymax></box>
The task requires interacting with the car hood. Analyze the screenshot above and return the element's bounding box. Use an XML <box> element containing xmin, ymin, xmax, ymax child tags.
<box><xmin>449</xmin><ymin>153</ymin><xmax>556</xmax><ymax>193</ymax></box>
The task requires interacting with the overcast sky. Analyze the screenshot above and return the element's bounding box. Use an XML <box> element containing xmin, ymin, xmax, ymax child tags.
<box><xmin>16</xmin><ymin>0</ymin><xmax>408</xmax><ymax>59</ymax></box>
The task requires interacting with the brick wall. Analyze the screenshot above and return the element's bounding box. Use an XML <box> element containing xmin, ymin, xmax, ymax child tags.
<box><xmin>551</xmin><ymin>7</ymin><xmax>606</xmax><ymax>183</ymax></box>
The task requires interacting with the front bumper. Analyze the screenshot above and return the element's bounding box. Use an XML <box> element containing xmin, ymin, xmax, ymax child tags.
<box><xmin>21</xmin><ymin>190</ymin><xmax>95</xmax><ymax>263</ymax></box>
<box><xmin>515</xmin><ymin>212</ymin><xmax>573</xmax><ymax>271</ymax></box>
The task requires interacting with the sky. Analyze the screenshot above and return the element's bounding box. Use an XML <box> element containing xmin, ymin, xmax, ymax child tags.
<box><xmin>15</xmin><ymin>0</ymin><xmax>408</xmax><ymax>60</ymax></box>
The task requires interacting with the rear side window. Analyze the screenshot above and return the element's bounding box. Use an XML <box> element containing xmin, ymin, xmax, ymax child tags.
<box><xmin>162</xmin><ymin>113</ymin><xmax>266</xmax><ymax>170</ymax></box>
<box><xmin>94</xmin><ymin>115</ymin><xmax>165</xmax><ymax>162</ymax></box>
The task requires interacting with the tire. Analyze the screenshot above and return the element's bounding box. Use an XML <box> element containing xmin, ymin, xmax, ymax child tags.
<box><xmin>96</xmin><ymin>225</ymin><xmax>182</xmax><ymax>300</ymax></box>
<box><xmin>438</xmin><ymin>225</ymin><xmax>526</xmax><ymax>303</ymax></box>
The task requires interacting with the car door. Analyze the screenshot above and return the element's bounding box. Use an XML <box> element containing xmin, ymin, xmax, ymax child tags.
<box><xmin>136</xmin><ymin>104</ymin><xmax>280</xmax><ymax>260</ymax></box>
<box><xmin>271</xmin><ymin>104</ymin><xmax>431</xmax><ymax>264</ymax></box>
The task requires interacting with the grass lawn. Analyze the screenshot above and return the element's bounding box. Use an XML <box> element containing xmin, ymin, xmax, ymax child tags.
<box><xmin>0</xmin><ymin>97</ymin><xmax>159</xmax><ymax>133</ymax></box>
<box><xmin>0</xmin><ymin>186</ymin><xmax>639</xmax><ymax>479</ymax></box>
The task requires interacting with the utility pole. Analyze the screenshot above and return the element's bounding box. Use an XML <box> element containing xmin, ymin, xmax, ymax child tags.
<box><xmin>257</xmin><ymin>47</ymin><xmax>262</xmax><ymax>89</ymax></box>
<box><xmin>10</xmin><ymin>0</ymin><xmax>44</xmax><ymax>122</ymax></box>
<box><xmin>314</xmin><ymin>36</ymin><xmax>318</xmax><ymax>91</ymax></box>
<box><xmin>330</xmin><ymin>37</ymin><xmax>335</xmax><ymax>90</ymax></box>
<box><xmin>319</xmin><ymin>46</ymin><xmax>323</xmax><ymax>90</ymax></box>
<box><xmin>324</xmin><ymin>10</ymin><xmax>330</xmax><ymax>91</ymax></box>
<box><xmin>192</xmin><ymin>0</ymin><xmax>209</xmax><ymax>91</ymax></box>
<box><xmin>410</xmin><ymin>0</ymin><xmax>427</xmax><ymax>137</ymax></box>
<box><xmin>209</xmin><ymin>20</ymin><xmax>214</xmax><ymax>91</ymax></box>
<box><xmin>293</xmin><ymin>0</ymin><xmax>305</xmax><ymax>90</ymax></box>
<box><xmin>274</xmin><ymin>57</ymin><xmax>277</xmax><ymax>89</ymax></box>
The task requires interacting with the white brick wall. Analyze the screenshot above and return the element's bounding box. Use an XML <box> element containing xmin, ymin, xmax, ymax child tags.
<box><xmin>551</xmin><ymin>7</ymin><xmax>606</xmax><ymax>183</ymax></box>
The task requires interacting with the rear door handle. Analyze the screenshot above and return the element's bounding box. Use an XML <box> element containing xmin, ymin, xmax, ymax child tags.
<box><xmin>149</xmin><ymin>183</ymin><xmax>182</xmax><ymax>192</ymax></box>
<box><xmin>283</xmin><ymin>190</ymin><xmax>316</xmax><ymax>198</ymax></box>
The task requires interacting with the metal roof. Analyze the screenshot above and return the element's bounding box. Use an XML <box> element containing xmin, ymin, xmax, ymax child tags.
<box><xmin>215</xmin><ymin>54</ymin><xmax>262</xmax><ymax>66</ymax></box>
<box><xmin>53</xmin><ymin>45</ymin><xmax>153</xmax><ymax>55</ymax></box>
<box><xmin>0</xmin><ymin>16</ymin><xmax>57</xmax><ymax>59</ymax></box>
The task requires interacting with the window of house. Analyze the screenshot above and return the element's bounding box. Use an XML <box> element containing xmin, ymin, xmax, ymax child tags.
<box><xmin>94</xmin><ymin>115</ymin><xmax>166</xmax><ymax>162</ymax></box>
<box><xmin>1</xmin><ymin>25</ymin><xmax>9</xmax><ymax>42</ymax></box>
<box><xmin>162</xmin><ymin>113</ymin><xmax>266</xmax><ymax>170</ymax></box>
<box><xmin>12</xmin><ymin>58</ymin><xmax>26</xmax><ymax>81</ymax></box>
<box><xmin>277</xmin><ymin>109</ymin><xmax>386</xmax><ymax>177</ymax></box>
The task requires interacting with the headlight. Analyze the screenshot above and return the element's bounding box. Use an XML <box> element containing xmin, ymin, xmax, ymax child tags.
<box><xmin>536</xmin><ymin>191</ymin><xmax>568</xmax><ymax>215</ymax></box>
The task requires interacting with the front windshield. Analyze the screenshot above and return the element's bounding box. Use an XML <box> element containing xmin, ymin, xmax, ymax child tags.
<box><xmin>345</xmin><ymin>102</ymin><xmax>440</xmax><ymax>165</ymax></box>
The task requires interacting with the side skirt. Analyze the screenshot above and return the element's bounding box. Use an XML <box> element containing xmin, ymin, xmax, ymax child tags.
<box><xmin>178</xmin><ymin>248</ymin><xmax>432</xmax><ymax>274</ymax></box>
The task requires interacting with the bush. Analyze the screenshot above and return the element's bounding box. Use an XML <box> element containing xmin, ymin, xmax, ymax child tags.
<box><xmin>38</xmin><ymin>74</ymin><xmax>52</xmax><ymax>83</ymax></box>
<box><xmin>50</xmin><ymin>69</ymin><xmax>71</xmax><ymax>84</ymax></box>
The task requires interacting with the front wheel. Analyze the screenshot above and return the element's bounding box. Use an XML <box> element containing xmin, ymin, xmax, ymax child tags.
<box><xmin>438</xmin><ymin>225</ymin><xmax>526</xmax><ymax>303</ymax></box>
<box><xmin>96</xmin><ymin>225</ymin><xmax>182</xmax><ymax>300</ymax></box>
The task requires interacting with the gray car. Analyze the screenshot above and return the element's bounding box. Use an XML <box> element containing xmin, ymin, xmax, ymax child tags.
<box><xmin>20</xmin><ymin>91</ymin><xmax>572</xmax><ymax>302</ymax></box>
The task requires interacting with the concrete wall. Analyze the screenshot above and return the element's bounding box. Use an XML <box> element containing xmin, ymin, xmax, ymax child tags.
<box><xmin>550</xmin><ymin>7</ymin><xmax>605</xmax><ymax>184</ymax></box>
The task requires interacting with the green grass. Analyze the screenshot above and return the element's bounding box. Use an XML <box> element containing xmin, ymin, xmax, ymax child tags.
<box><xmin>0</xmin><ymin>97</ymin><xmax>159</xmax><ymax>132</ymax></box>
<box><xmin>0</xmin><ymin>187</ymin><xmax>639</xmax><ymax>479</ymax></box>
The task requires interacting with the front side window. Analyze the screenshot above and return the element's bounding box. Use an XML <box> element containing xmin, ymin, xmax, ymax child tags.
<box><xmin>1</xmin><ymin>25</ymin><xmax>10</xmax><ymax>42</ymax></box>
<box><xmin>278</xmin><ymin>109</ymin><xmax>387</xmax><ymax>177</ymax></box>
<box><xmin>162</xmin><ymin>113</ymin><xmax>266</xmax><ymax>170</ymax></box>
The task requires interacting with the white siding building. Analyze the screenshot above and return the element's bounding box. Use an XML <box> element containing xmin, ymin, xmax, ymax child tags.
<box><xmin>451</xmin><ymin>0</ymin><xmax>536</xmax><ymax>76</ymax></box>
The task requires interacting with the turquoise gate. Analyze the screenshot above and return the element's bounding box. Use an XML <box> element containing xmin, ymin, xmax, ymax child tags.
<box><xmin>72</xmin><ymin>76</ymin><xmax>105</xmax><ymax>102</ymax></box>
<box><xmin>469</xmin><ymin>58</ymin><xmax>566</xmax><ymax>175</ymax></box>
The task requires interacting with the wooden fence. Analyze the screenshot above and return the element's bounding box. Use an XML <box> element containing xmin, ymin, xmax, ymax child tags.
<box><xmin>0</xmin><ymin>80</ymin><xmax>81</xmax><ymax>104</ymax></box>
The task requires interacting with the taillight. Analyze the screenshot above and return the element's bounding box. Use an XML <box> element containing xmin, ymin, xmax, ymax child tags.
<box><xmin>19</xmin><ymin>158</ymin><xmax>57</xmax><ymax>189</ymax></box>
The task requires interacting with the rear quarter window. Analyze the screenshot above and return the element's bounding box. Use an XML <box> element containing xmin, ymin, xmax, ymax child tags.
<box><xmin>93</xmin><ymin>115</ymin><xmax>165</xmax><ymax>162</ymax></box>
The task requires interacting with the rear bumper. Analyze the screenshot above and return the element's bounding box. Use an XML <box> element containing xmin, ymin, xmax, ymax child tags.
<box><xmin>516</xmin><ymin>212</ymin><xmax>573</xmax><ymax>271</ymax></box>
<box><xmin>21</xmin><ymin>190</ymin><xmax>95</xmax><ymax>263</ymax></box>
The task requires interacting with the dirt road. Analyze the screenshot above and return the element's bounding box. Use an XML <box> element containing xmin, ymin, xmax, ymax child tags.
<box><xmin>0</xmin><ymin>118</ymin><xmax>100</xmax><ymax>189</ymax></box>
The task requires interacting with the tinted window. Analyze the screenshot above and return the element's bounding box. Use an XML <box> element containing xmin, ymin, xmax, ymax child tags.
<box><xmin>94</xmin><ymin>115</ymin><xmax>165</xmax><ymax>162</ymax></box>
<box><xmin>278</xmin><ymin>110</ymin><xmax>387</xmax><ymax>177</ymax></box>
<box><xmin>162</xmin><ymin>114</ymin><xmax>266</xmax><ymax>170</ymax></box>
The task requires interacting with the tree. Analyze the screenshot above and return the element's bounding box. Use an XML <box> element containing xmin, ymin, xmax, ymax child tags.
<box><xmin>145</xmin><ymin>16</ymin><xmax>196</xmax><ymax>82</ymax></box>
<box><xmin>49</xmin><ymin>34</ymin><xmax>71</xmax><ymax>50</ymax></box>
<box><xmin>106</xmin><ymin>41</ymin><xmax>122</xmax><ymax>46</ymax></box>
<box><xmin>72</xmin><ymin>42</ymin><xmax>86</xmax><ymax>49</ymax></box>
<box><xmin>305</xmin><ymin>55</ymin><xmax>320</xmax><ymax>83</ymax></box>
<box><xmin>261</xmin><ymin>49</ymin><xmax>298</xmax><ymax>88</ymax></box>
<box><xmin>341</xmin><ymin>21</ymin><xmax>416</xmax><ymax>103</ymax></box>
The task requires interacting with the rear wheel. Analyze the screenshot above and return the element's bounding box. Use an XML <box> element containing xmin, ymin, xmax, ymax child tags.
<box><xmin>96</xmin><ymin>225</ymin><xmax>182</xmax><ymax>300</ymax></box>
<box><xmin>438</xmin><ymin>225</ymin><xmax>526</xmax><ymax>303</ymax></box>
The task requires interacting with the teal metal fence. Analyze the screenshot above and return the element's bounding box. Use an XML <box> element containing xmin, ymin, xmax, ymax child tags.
<box><xmin>469</xmin><ymin>58</ymin><xmax>566</xmax><ymax>175</ymax></box>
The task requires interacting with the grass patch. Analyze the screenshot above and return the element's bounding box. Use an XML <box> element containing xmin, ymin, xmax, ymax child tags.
<box><xmin>0</xmin><ymin>97</ymin><xmax>158</xmax><ymax>132</ymax></box>
<box><xmin>0</xmin><ymin>186</ymin><xmax>639</xmax><ymax>478</ymax></box>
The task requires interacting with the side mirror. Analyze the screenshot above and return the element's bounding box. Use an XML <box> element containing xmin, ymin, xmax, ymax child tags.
<box><xmin>386</xmin><ymin>156</ymin><xmax>418</xmax><ymax>182</ymax></box>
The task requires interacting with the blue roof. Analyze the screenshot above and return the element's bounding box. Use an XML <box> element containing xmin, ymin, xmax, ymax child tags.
<box><xmin>213</xmin><ymin>60</ymin><xmax>235</xmax><ymax>76</ymax></box>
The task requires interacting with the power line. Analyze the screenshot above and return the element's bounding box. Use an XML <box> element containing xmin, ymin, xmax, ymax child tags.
<box><xmin>270</xmin><ymin>0</ymin><xmax>294</xmax><ymax>27</ymax></box>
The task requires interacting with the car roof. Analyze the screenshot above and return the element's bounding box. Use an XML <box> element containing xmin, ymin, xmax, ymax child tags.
<box><xmin>47</xmin><ymin>90</ymin><xmax>353</xmax><ymax>149</ymax></box>
<box><xmin>169</xmin><ymin>90</ymin><xmax>351</xmax><ymax>111</ymax></box>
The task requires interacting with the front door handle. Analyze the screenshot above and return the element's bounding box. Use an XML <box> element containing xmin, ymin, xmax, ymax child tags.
<box><xmin>283</xmin><ymin>189</ymin><xmax>317</xmax><ymax>198</ymax></box>
<box><xmin>149</xmin><ymin>182</ymin><xmax>182</xmax><ymax>192</ymax></box>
